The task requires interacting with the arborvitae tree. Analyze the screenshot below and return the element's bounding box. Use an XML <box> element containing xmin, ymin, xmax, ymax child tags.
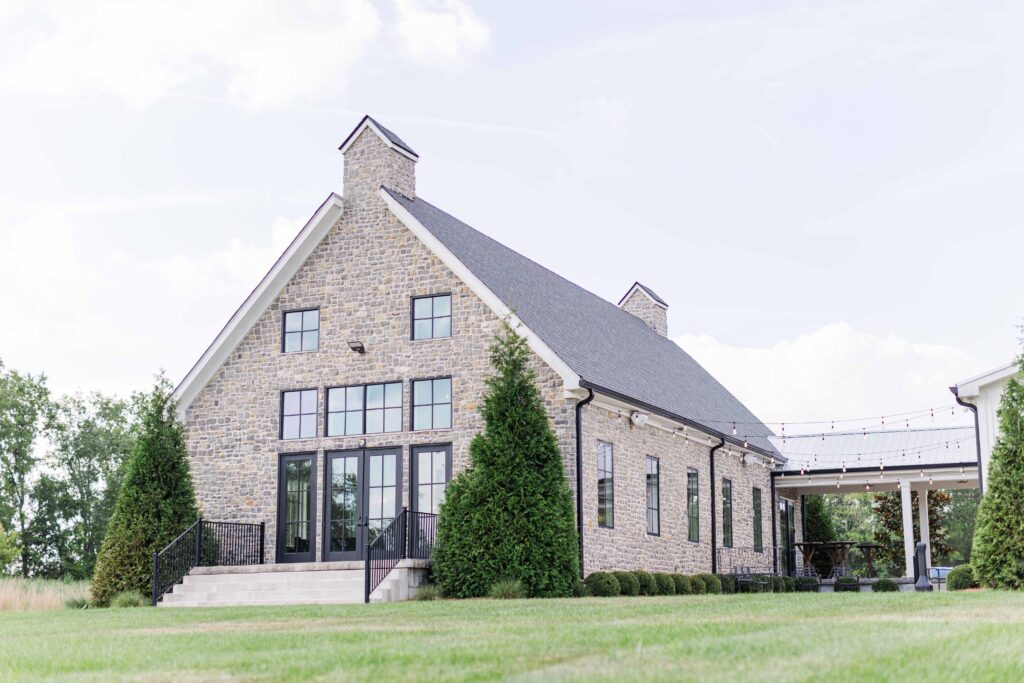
<box><xmin>433</xmin><ymin>323</ymin><xmax>580</xmax><ymax>598</ymax></box>
<box><xmin>90</xmin><ymin>378</ymin><xmax>198</xmax><ymax>606</ymax></box>
<box><xmin>971</xmin><ymin>356</ymin><xmax>1024</xmax><ymax>589</ymax></box>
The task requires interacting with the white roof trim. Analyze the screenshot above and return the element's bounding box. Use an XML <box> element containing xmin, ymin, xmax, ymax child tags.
<box><xmin>171</xmin><ymin>193</ymin><xmax>345</xmax><ymax>415</ymax></box>
<box><xmin>618</xmin><ymin>282</ymin><xmax>667</xmax><ymax>310</ymax></box>
<box><xmin>955</xmin><ymin>360</ymin><xmax>1019</xmax><ymax>398</ymax></box>
<box><xmin>339</xmin><ymin>119</ymin><xmax>419</xmax><ymax>162</ymax></box>
<box><xmin>380</xmin><ymin>187</ymin><xmax>582</xmax><ymax>394</ymax></box>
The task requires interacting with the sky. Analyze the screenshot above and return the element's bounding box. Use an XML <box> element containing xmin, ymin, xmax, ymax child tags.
<box><xmin>1</xmin><ymin>0</ymin><xmax>1021</xmax><ymax>434</ymax></box>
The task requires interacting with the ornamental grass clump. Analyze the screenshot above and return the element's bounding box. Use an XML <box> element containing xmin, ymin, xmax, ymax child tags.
<box><xmin>584</xmin><ymin>572</ymin><xmax>620</xmax><ymax>597</ymax></box>
<box><xmin>433</xmin><ymin>324</ymin><xmax>580</xmax><ymax>598</ymax></box>
<box><xmin>671</xmin><ymin>574</ymin><xmax>692</xmax><ymax>595</ymax></box>
<box><xmin>654</xmin><ymin>573</ymin><xmax>676</xmax><ymax>595</ymax></box>
<box><xmin>488</xmin><ymin>579</ymin><xmax>526</xmax><ymax>600</ymax></box>
<box><xmin>614</xmin><ymin>571</ymin><xmax>640</xmax><ymax>596</ymax></box>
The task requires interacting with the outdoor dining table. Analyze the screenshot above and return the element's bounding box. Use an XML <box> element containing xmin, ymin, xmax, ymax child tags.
<box><xmin>794</xmin><ymin>541</ymin><xmax>822</xmax><ymax>577</ymax></box>
<box><xmin>820</xmin><ymin>541</ymin><xmax>858</xmax><ymax>578</ymax></box>
<box><xmin>857</xmin><ymin>543</ymin><xmax>882</xmax><ymax>578</ymax></box>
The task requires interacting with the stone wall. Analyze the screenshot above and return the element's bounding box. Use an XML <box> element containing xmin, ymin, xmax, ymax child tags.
<box><xmin>619</xmin><ymin>288</ymin><xmax>667</xmax><ymax>336</ymax></box>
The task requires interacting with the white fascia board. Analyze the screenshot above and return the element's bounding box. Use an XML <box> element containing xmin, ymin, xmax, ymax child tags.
<box><xmin>340</xmin><ymin>120</ymin><xmax>419</xmax><ymax>162</ymax></box>
<box><xmin>380</xmin><ymin>187</ymin><xmax>581</xmax><ymax>395</ymax></box>
<box><xmin>172</xmin><ymin>193</ymin><xmax>345</xmax><ymax>416</ymax></box>
<box><xmin>955</xmin><ymin>360</ymin><xmax>1018</xmax><ymax>398</ymax></box>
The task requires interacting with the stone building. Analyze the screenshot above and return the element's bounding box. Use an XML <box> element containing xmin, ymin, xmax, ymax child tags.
<box><xmin>171</xmin><ymin>115</ymin><xmax>798</xmax><ymax>588</ymax></box>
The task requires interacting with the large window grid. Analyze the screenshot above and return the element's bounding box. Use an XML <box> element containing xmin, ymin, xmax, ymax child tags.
<box><xmin>366</xmin><ymin>451</ymin><xmax>398</xmax><ymax>541</ymax></box>
<box><xmin>326</xmin><ymin>383</ymin><xmax>402</xmax><ymax>437</ymax></box>
<box><xmin>280</xmin><ymin>389</ymin><xmax>318</xmax><ymax>440</ymax></box>
<box><xmin>597</xmin><ymin>441</ymin><xmax>614</xmax><ymax>528</ymax></box>
<box><xmin>646</xmin><ymin>456</ymin><xmax>660</xmax><ymax>536</ymax></box>
<box><xmin>687</xmin><ymin>469</ymin><xmax>699</xmax><ymax>542</ymax></box>
<box><xmin>413</xmin><ymin>445</ymin><xmax>451</xmax><ymax>514</ymax></box>
<box><xmin>722</xmin><ymin>478</ymin><xmax>733</xmax><ymax>548</ymax></box>
<box><xmin>412</xmin><ymin>294</ymin><xmax>452</xmax><ymax>340</ymax></box>
<box><xmin>282</xmin><ymin>309</ymin><xmax>319</xmax><ymax>352</ymax></box>
<box><xmin>753</xmin><ymin>487</ymin><xmax>763</xmax><ymax>553</ymax></box>
<box><xmin>411</xmin><ymin>378</ymin><xmax>452</xmax><ymax>431</ymax></box>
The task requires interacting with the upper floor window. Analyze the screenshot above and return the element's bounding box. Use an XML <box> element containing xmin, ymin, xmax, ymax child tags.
<box><xmin>687</xmin><ymin>469</ymin><xmax>699</xmax><ymax>542</ymax></box>
<box><xmin>283</xmin><ymin>309</ymin><xmax>319</xmax><ymax>352</ymax></box>
<box><xmin>753</xmin><ymin>487</ymin><xmax>763</xmax><ymax>553</ymax></box>
<box><xmin>411</xmin><ymin>378</ymin><xmax>452</xmax><ymax>430</ymax></box>
<box><xmin>412</xmin><ymin>294</ymin><xmax>451</xmax><ymax>340</ymax></box>
<box><xmin>722</xmin><ymin>478</ymin><xmax>733</xmax><ymax>548</ymax></box>
<box><xmin>326</xmin><ymin>382</ymin><xmax>403</xmax><ymax>436</ymax></box>
<box><xmin>646</xmin><ymin>456</ymin><xmax>660</xmax><ymax>536</ymax></box>
<box><xmin>281</xmin><ymin>389</ymin><xmax>317</xmax><ymax>440</ymax></box>
<box><xmin>597</xmin><ymin>441</ymin><xmax>614</xmax><ymax>528</ymax></box>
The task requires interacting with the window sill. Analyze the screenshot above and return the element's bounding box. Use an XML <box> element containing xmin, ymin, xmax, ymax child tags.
<box><xmin>281</xmin><ymin>349</ymin><xmax>319</xmax><ymax>355</ymax></box>
<box><xmin>409</xmin><ymin>427</ymin><xmax>454</xmax><ymax>434</ymax></box>
<box><xmin>409</xmin><ymin>336</ymin><xmax>453</xmax><ymax>343</ymax></box>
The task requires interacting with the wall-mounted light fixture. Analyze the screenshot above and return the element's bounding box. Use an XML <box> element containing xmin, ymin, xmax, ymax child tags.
<box><xmin>347</xmin><ymin>341</ymin><xmax>366</xmax><ymax>354</ymax></box>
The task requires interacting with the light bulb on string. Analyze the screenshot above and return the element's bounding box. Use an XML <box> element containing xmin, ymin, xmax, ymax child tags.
<box><xmin>732</xmin><ymin>422</ymin><xmax>737</xmax><ymax>436</ymax></box>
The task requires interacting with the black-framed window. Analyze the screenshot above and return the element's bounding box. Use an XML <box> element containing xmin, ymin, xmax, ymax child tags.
<box><xmin>412</xmin><ymin>444</ymin><xmax>452</xmax><ymax>514</ymax></box>
<box><xmin>412</xmin><ymin>294</ymin><xmax>452</xmax><ymax>340</ymax></box>
<box><xmin>283</xmin><ymin>309</ymin><xmax>319</xmax><ymax>352</ymax></box>
<box><xmin>646</xmin><ymin>456</ymin><xmax>660</xmax><ymax>536</ymax></box>
<box><xmin>281</xmin><ymin>389</ymin><xmax>317</xmax><ymax>440</ymax></box>
<box><xmin>411</xmin><ymin>378</ymin><xmax>452</xmax><ymax>430</ymax></box>
<box><xmin>722</xmin><ymin>478</ymin><xmax>733</xmax><ymax>548</ymax></box>
<box><xmin>597</xmin><ymin>441</ymin><xmax>614</xmax><ymax>528</ymax></box>
<box><xmin>687</xmin><ymin>469</ymin><xmax>699</xmax><ymax>542</ymax></box>
<box><xmin>753</xmin><ymin>487</ymin><xmax>763</xmax><ymax>553</ymax></box>
<box><xmin>326</xmin><ymin>382</ymin><xmax>403</xmax><ymax>436</ymax></box>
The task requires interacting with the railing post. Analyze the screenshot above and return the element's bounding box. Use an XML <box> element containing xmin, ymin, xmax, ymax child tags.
<box><xmin>259</xmin><ymin>522</ymin><xmax>266</xmax><ymax>564</ymax></box>
<box><xmin>364</xmin><ymin>543</ymin><xmax>371</xmax><ymax>604</ymax></box>
<box><xmin>194</xmin><ymin>517</ymin><xmax>203</xmax><ymax>567</ymax></box>
<box><xmin>151</xmin><ymin>552</ymin><xmax>159</xmax><ymax>607</ymax></box>
<box><xmin>401</xmin><ymin>507</ymin><xmax>409</xmax><ymax>559</ymax></box>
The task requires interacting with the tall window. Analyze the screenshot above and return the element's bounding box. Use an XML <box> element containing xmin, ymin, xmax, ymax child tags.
<box><xmin>646</xmin><ymin>456</ymin><xmax>660</xmax><ymax>536</ymax></box>
<box><xmin>281</xmin><ymin>389</ymin><xmax>317</xmax><ymax>440</ymax></box>
<box><xmin>597</xmin><ymin>441</ymin><xmax>614</xmax><ymax>528</ymax></box>
<box><xmin>412</xmin><ymin>378</ymin><xmax>452</xmax><ymax>430</ymax></box>
<box><xmin>283</xmin><ymin>309</ymin><xmax>319</xmax><ymax>352</ymax></box>
<box><xmin>412</xmin><ymin>294</ymin><xmax>452</xmax><ymax>340</ymax></box>
<box><xmin>722</xmin><ymin>478</ymin><xmax>733</xmax><ymax>548</ymax></box>
<box><xmin>326</xmin><ymin>383</ymin><xmax>402</xmax><ymax>436</ymax></box>
<box><xmin>413</xmin><ymin>445</ymin><xmax>451</xmax><ymax>514</ymax></box>
<box><xmin>687</xmin><ymin>469</ymin><xmax>699</xmax><ymax>542</ymax></box>
<box><xmin>753</xmin><ymin>487</ymin><xmax>763</xmax><ymax>552</ymax></box>
<box><xmin>365</xmin><ymin>451</ymin><xmax>398</xmax><ymax>541</ymax></box>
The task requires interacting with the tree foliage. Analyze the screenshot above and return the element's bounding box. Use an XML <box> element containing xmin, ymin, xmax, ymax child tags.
<box><xmin>433</xmin><ymin>323</ymin><xmax>580</xmax><ymax>598</ymax></box>
<box><xmin>803</xmin><ymin>494</ymin><xmax>836</xmax><ymax>576</ymax></box>
<box><xmin>0</xmin><ymin>522</ymin><xmax>18</xmax><ymax>572</ymax></box>
<box><xmin>90</xmin><ymin>378</ymin><xmax>198</xmax><ymax>606</ymax></box>
<box><xmin>943</xmin><ymin>489</ymin><xmax>980</xmax><ymax>565</ymax></box>
<box><xmin>872</xmin><ymin>490</ymin><xmax>951</xmax><ymax>573</ymax></box>
<box><xmin>971</xmin><ymin>356</ymin><xmax>1024</xmax><ymax>589</ymax></box>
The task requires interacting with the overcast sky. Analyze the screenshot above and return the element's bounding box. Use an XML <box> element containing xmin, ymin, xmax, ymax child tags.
<box><xmin>1</xmin><ymin>0</ymin><xmax>1020</xmax><ymax>432</ymax></box>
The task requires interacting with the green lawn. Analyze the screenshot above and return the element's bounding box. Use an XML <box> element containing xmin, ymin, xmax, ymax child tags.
<box><xmin>3</xmin><ymin>592</ymin><xmax>1024</xmax><ymax>682</ymax></box>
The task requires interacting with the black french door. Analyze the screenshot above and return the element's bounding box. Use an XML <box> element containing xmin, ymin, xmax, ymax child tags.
<box><xmin>277</xmin><ymin>453</ymin><xmax>317</xmax><ymax>563</ymax></box>
<box><xmin>323</xmin><ymin>448</ymin><xmax>402</xmax><ymax>562</ymax></box>
<box><xmin>779</xmin><ymin>499</ymin><xmax>796</xmax><ymax>576</ymax></box>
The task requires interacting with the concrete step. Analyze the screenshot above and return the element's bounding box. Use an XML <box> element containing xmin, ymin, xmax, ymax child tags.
<box><xmin>173</xmin><ymin>580</ymin><xmax>362</xmax><ymax>595</ymax></box>
<box><xmin>163</xmin><ymin>587</ymin><xmax>363</xmax><ymax>605</ymax></box>
<box><xmin>181</xmin><ymin>570</ymin><xmax>362</xmax><ymax>586</ymax></box>
<box><xmin>162</xmin><ymin>595</ymin><xmax>364</xmax><ymax>608</ymax></box>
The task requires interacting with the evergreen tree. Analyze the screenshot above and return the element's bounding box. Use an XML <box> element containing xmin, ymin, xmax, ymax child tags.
<box><xmin>971</xmin><ymin>356</ymin><xmax>1024</xmax><ymax>589</ymax></box>
<box><xmin>803</xmin><ymin>495</ymin><xmax>837</xmax><ymax>576</ymax></box>
<box><xmin>90</xmin><ymin>378</ymin><xmax>198</xmax><ymax>606</ymax></box>
<box><xmin>433</xmin><ymin>323</ymin><xmax>580</xmax><ymax>598</ymax></box>
<box><xmin>872</xmin><ymin>490</ymin><xmax>951</xmax><ymax>574</ymax></box>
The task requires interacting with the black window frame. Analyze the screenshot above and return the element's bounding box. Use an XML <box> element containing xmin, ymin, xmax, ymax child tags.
<box><xmin>597</xmin><ymin>440</ymin><xmax>614</xmax><ymax>529</ymax></box>
<box><xmin>687</xmin><ymin>468</ymin><xmax>699</xmax><ymax>543</ymax></box>
<box><xmin>281</xmin><ymin>307</ymin><xmax>320</xmax><ymax>353</ymax></box>
<box><xmin>410</xmin><ymin>376</ymin><xmax>453</xmax><ymax>431</ymax></box>
<box><xmin>410</xmin><ymin>293</ymin><xmax>452</xmax><ymax>341</ymax></box>
<box><xmin>753</xmin><ymin>486</ymin><xmax>763</xmax><ymax>553</ymax></box>
<box><xmin>410</xmin><ymin>443</ymin><xmax>453</xmax><ymax>514</ymax></box>
<box><xmin>279</xmin><ymin>388</ymin><xmax>319</xmax><ymax>440</ymax></box>
<box><xmin>722</xmin><ymin>478</ymin><xmax>733</xmax><ymax>549</ymax></box>
<box><xmin>325</xmin><ymin>381</ymin><xmax>404</xmax><ymax>437</ymax></box>
<box><xmin>646</xmin><ymin>456</ymin><xmax>660</xmax><ymax>536</ymax></box>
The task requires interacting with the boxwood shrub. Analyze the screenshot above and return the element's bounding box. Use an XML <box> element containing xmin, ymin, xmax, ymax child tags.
<box><xmin>614</xmin><ymin>571</ymin><xmax>640</xmax><ymax>596</ymax></box>
<box><xmin>796</xmin><ymin>577</ymin><xmax>821</xmax><ymax>592</ymax></box>
<box><xmin>584</xmin><ymin>572</ymin><xmax>620</xmax><ymax>597</ymax></box>
<box><xmin>654</xmin><ymin>573</ymin><xmax>676</xmax><ymax>595</ymax></box>
<box><xmin>689</xmin><ymin>575</ymin><xmax>706</xmax><ymax>594</ymax></box>
<box><xmin>695</xmin><ymin>573</ymin><xmax>722</xmax><ymax>594</ymax></box>
<box><xmin>770</xmin><ymin>576</ymin><xmax>784</xmax><ymax>593</ymax></box>
<box><xmin>671</xmin><ymin>574</ymin><xmax>692</xmax><ymax>595</ymax></box>
<box><xmin>716</xmin><ymin>574</ymin><xmax>736</xmax><ymax>594</ymax></box>
<box><xmin>834</xmin><ymin>576</ymin><xmax>860</xmax><ymax>593</ymax></box>
<box><xmin>947</xmin><ymin>565</ymin><xmax>978</xmax><ymax>591</ymax></box>
<box><xmin>782</xmin><ymin>576</ymin><xmax>796</xmax><ymax>593</ymax></box>
<box><xmin>634</xmin><ymin>570</ymin><xmax>658</xmax><ymax>595</ymax></box>
<box><xmin>871</xmin><ymin>578</ymin><xmax>899</xmax><ymax>593</ymax></box>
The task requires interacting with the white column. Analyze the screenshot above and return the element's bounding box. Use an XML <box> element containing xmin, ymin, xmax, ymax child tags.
<box><xmin>900</xmin><ymin>479</ymin><xmax>915</xmax><ymax>578</ymax></box>
<box><xmin>918</xmin><ymin>488</ymin><xmax>932</xmax><ymax>569</ymax></box>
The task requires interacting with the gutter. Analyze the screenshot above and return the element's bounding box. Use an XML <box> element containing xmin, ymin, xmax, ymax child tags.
<box><xmin>575</xmin><ymin>388</ymin><xmax>595</xmax><ymax>578</ymax></box>
<box><xmin>949</xmin><ymin>386</ymin><xmax>984</xmax><ymax>496</ymax></box>
<box><xmin>709</xmin><ymin>438</ymin><xmax>725</xmax><ymax>574</ymax></box>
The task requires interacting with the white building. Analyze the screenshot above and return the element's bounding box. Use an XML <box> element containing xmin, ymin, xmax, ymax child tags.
<box><xmin>951</xmin><ymin>360</ymin><xmax>1020</xmax><ymax>492</ymax></box>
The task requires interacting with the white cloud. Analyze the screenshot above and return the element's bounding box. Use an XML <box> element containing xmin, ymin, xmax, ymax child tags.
<box><xmin>392</xmin><ymin>0</ymin><xmax>490</xmax><ymax>66</ymax></box>
<box><xmin>676</xmin><ymin>322</ymin><xmax>983</xmax><ymax>433</ymax></box>
<box><xmin>0</xmin><ymin>0</ymin><xmax>491</xmax><ymax>108</ymax></box>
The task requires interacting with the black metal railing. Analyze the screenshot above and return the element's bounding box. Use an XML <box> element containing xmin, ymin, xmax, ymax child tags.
<box><xmin>151</xmin><ymin>518</ymin><xmax>264</xmax><ymax>606</ymax></box>
<box><xmin>364</xmin><ymin>508</ymin><xmax>438</xmax><ymax>603</ymax></box>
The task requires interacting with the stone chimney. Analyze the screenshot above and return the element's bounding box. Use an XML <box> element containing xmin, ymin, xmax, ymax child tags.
<box><xmin>618</xmin><ymin>282</ymin><xmax>668</xmax><ymax>336</ymax></box>
<box><xmin>339</xmin><ymin>115</ymin><xmax>417</xmax><ymax>201</ymax></box>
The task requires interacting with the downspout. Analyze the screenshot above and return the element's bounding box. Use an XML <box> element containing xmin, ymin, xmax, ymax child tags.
<box><xmin>950</xmin><ymin>386</ymin><xmax>984</xmax><ymax>496</ymax></box>
<box><xmin>575</xmin><ymin>388</ymin><xmax>595</xmax><ymax>578</ymax></box>
<box><xmin>770</xmin><ymin>472</ymin><xmax>778</xmax><ymax>574</ymax></box>
<box><xmin>709</xmin><ymin>438</ymin><xmax>725</xmax><ymax>574</ymax></box>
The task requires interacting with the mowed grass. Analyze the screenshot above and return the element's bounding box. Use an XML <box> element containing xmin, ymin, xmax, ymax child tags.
<box><xmin>3</xmin><ymin>592</ymin><xmax>1024</xmax><ymax>682</ymax></box>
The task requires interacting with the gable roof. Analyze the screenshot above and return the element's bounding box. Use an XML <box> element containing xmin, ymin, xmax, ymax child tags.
<box><xmin>619</xmin><ymin>281</ymin><xmax>668</xmax><ymax>309</ymax></box>
<box><xmin>382</xmin><ymin>187</ymin><xmax>779</xmax><ymax>456</ymax></box>
<box><xmin>338</xmin><ymin>115</ymin><xmax>418</xmax><ymax>160</ymax></box>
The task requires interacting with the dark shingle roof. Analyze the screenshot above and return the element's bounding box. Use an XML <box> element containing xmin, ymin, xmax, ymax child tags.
<box><xmin>620</xmin><ymin>282</ymin><xmax>668</xmax><ymax>308</ymax></box>
<box><xmin>339</xmin><ymin>115</ymin><xmax>418</xmax><ymax>158</ymax></box>
<box><xmin>384</xmin><ymin>188</ymin><xmax>778</xmax><ymax>456</ymax></box>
